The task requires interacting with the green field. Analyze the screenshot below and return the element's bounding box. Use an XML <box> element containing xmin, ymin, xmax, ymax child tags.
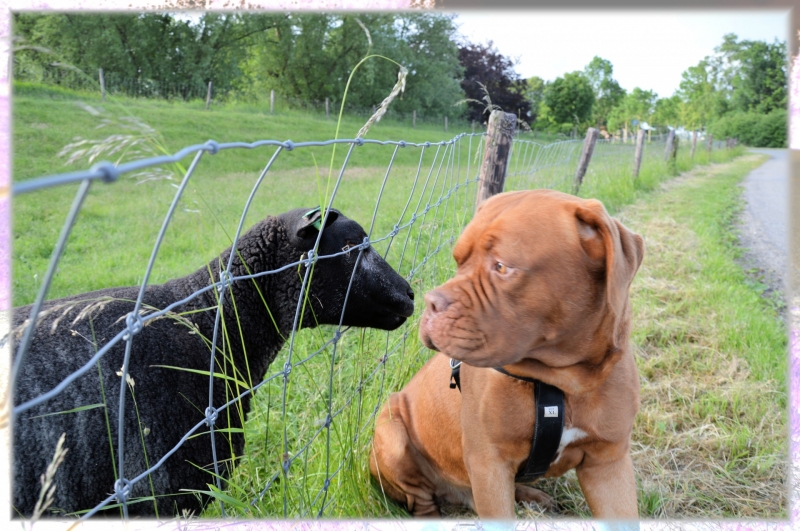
<box><xmin>12</xmin><ymin>83</ymin><xmax>779</xmax><ymax>519</ymax></box>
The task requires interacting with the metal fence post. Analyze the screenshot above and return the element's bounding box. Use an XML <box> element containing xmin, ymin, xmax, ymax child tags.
<box><xmin>573</xmin><ymin>127</ymin><xmax>599</xmax><ymax>194</ymax></box>
<box><xmin>633</xmin><ymin>128</ymin><xmax>646</xmax><ymax>179</ymax></box>
<box><xmin>475</xmin><ymin>110</ymin><xmax>517</xmax><ymax>210</ymax></box>
<box><xmin>445</xmin><ymin>116</ymin><xmax>448</xmax><ymax>132</ymax></box>
<box><xmin>205</xmin><ymin>81</ymin><xmax>212</xmax><ymax>110</ymax></box>
<box><xmin>99</xmin><ymin>68</ymin><xmax>105</xmax><ymax>101</ymax></box>
<box><xmin>270</xmin><ymin>90</ymin><xmax>275</xmax><ymax>114</ymax></box>
<box><xmin>325</xmin><ymin>97</ymin><xmax>329</xmax><ymax>119</ymax></box>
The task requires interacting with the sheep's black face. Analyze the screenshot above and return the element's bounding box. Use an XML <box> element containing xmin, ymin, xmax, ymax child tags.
<box><xmin>281</xmin><ymin>208</ymin><xmax>415</xmax><ymax>331</ymax></box>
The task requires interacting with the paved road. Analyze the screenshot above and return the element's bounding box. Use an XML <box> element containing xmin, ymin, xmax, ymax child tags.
<box><xmin>737</xmin><ymin>148</ymin><xmax>789</xmax><ymax>303</ymax></box>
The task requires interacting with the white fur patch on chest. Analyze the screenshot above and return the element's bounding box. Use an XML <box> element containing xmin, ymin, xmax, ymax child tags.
<box><xmin>552</xmin><ymin>427</ymin><xmax>588</xmax><ymax>464</ymax></box>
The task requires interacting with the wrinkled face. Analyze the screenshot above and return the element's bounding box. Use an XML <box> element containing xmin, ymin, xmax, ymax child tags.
<box><xmin>282</xmin><ymin>208</ymin><xmax>415</xmax><ymax>331</ymax></box>
<box><xmin>419</xmin><ymin>190</ymin><xmax>621</xmax><ymax>368</ymax></box>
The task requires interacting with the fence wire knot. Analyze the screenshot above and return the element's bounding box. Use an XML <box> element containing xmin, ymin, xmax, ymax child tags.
<box><xmin>398</xmin><ymin>141</ymin><xmax>407</xmax><ymax>148</ymax></box>
<box><xmin>282</xmin><ymin>458</ymin><xmax>291</xmax><ymax>472</ymax></box>
<box><xmin>323</xmin><ymin>478</ymin><xmax>331</xmax><ymax>490</ymax></box>
<box><xmin>92</xmin><ymin>161</ymin><xmax>120</xmax><ymax>183</ymax></box>
<box><xmin>284</xmin><ymin>140</ymin><xmax>295</xmax><ymax>151</ymax></box>
<box><xmin>218</xmin><ymin>270</ymin><xmax>233</xmax><ymax>292</ymax></box>
<box><xmin>203</xmin><ymin>140</ymin><xmax>220</xmax><ymax>155</ymax></box>
<box><xmin>283</xmin><ymin>362</ymin><xmax>292</xmax><ymax>377</ymax></box>
<box><xmin>332</xmin><ymin>330</ymin><xmax>342</xmax><ymax>344</ymax></box>
<box><xmin>304</xmin><ymin>250</ymin><xmax>316</xmax><ymax>268</ymax></box>
<box><xmin>113</xmin><ymin>478</ymin><xmax>132</xmax><ymax>504</ymax></box>
<box><xmin>323</xmin><ymin>414</ymin><xmax>332</xmax><ymax>428</ymax></box>
<box><xmin>122</xmin><ymin>312</ymin><xmax>144</xmax><ymax>341</ymax></box>
<box><xmin>204</xmin><ymin>407</ymin><xmax>218</xmax><ymax>427</ymax></box>
<box><xmin>355</xmin><ymin>138</ymin><xmax>364</xmax><ymax>146</ymax></box>
<box><xmin>389</xmin><ymin>224</ymin><xmax>400</xmax><ymax>237</ymax></box>
<box><xmin>358</xmin><ymin>236</ymin><xmax>370</xmax><ymax>251</ymax></box>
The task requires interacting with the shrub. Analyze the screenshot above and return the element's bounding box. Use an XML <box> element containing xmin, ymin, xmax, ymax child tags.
<box><xmin>708</xmin><ymin>110</ymin><xmax>786</xmax><ymax>148</ymax></box>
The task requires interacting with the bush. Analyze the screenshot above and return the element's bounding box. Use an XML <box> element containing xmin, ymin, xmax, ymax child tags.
<box><xmin>708</xmin><ymin>110</ymin><xmax>786</xmax><ymax>148</ymax></box>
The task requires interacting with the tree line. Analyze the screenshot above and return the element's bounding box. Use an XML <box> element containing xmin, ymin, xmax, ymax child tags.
<box><xmin>13</xmin><ymin>13</ymin><xmax>787</xmax><ymax>146</ymax></box>
<box><xmin>530</xmin><ymin>34</ymin><xmax>786</xmax><ymax>147</ymax></box>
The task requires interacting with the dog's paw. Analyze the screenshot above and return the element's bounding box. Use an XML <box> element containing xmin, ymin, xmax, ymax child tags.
<box><xmin>514</xmin><ymin>484</ymin><xmax>556</xmax><ymax>512</ymax></box>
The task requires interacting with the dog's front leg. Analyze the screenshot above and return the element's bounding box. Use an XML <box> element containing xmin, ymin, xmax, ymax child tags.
<box><xmin>576</xmin><ymin>451</ymin><xmax>638</xmax><ymax>518</ymax></box>
<box><xmin>463</xmin><ymin>447</ymin><xmax>517</xmax><ymax>518</ymax></box>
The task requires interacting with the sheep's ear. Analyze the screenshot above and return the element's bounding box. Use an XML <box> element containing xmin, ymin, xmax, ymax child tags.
<box><xmin>296</xmin><ymin>207</ymin><xmax>340</xmax><ymax>239</ymax></box>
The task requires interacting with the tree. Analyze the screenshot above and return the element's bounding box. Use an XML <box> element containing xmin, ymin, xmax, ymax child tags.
<box><xmin>582</xmin><ymin>56</ymin><xmax>625</xmax><ymax>128</ymax></box>
<box><xmin>542</xmin><ymin>71</ymin><xmax>594</xmax><ymax>135</ymax></box>
<box><xmin>606</xmin><ymin>87</ymin><xmax>657</xmax><ymax>134</ymax></box>
<box><xmin>13</xmin><ymin>13</ymin><xmax>257</xmax><ymax>97</ymax></box>
<box><xmin>524</xmin><ymin>75</ymin><xmax>545</xmax><ymax>126</ymax></box>
<box><xmin>717</xmin><ymin>34</ymin><xmax>787</xmax><ymax>114</ymax></box>
<box><xmin>457</xmin><ymin>40</ymin><xmax>531</xmax><ymax>124</ymax></box>
<box><xmin>652</xmin><ymin>95</ymin><xmax>682</xmax><ymax>129</ymax></box>
<box><xmin>236</xmin><ymin>13</ymin><xmax>465</xmax><ymax>116</ymax></box>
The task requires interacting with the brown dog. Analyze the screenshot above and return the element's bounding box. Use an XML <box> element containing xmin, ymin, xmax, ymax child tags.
<box><xmin>369</xmin><ymin>189</ymin><xmax>644</xmax><ymax>518</ymax></box>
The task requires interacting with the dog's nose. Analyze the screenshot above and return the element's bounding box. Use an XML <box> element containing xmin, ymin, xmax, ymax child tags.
<box><xmin>407</xmin><ymin>287</ymin><xmax>415</xmax><ymax>301</ymax></box>
<box><xmin>424</xmin><ymin>290</ymin><xmax>451</xmax><ymax>314</ymax></box>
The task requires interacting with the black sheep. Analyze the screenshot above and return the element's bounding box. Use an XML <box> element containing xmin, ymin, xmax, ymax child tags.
<box><xmin>11</xmin><ymin>207</ymin><xmax>415</xmax><ymax>518</ymax></box>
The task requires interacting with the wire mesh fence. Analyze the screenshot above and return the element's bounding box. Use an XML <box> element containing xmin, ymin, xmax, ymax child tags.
<box><xmin>6</xmin><ymin>120</ymin><xmax>734</xmax><ymax>520</ymax></box>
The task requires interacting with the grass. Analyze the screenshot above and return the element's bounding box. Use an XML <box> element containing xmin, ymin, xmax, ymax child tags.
<box><xmin>11</xmin><ymin>82</ymin><xmax>775</xmax><ymax>519</ymax></box>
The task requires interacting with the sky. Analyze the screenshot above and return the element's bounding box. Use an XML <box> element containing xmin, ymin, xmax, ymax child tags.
<box><xmin>453</xmin><ymin>10</ymin><xmax>790</xmax><ymax>99</ymax></box>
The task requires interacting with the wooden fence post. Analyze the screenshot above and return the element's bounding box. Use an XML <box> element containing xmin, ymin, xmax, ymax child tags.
<box><xmin>471</xmin><ymin>120</ymin><xmax>475</xmax><ymax>133</ymax></box>
<box><xmin>205</xmin><ymin>81</ymin><xmax>212</xmax><ymax>110</ymax></box>
<box><xmin>573</xmin><ymin>127</ymin><xmax>599</xmax><ymax>194</ymax></box>
<box><xmin>475</xmin><ymin>110</ymin><xmax>517</xmax><ymax>210</ymax></box>
<box><xmin>445</xmin><ymin>116</ymin><xmax>448</xmax><ymax>132</ymax></box>
<box><xmin>412</xmin><ymin>110</ymin><xmax>417</xmax><ymax>128</ymax></box>
<box><xmin>664</xmin><ymin>129</ymin><xmax>675</xmax><ymax>161</ymax></box>
<box><xmin>270</xmin><ymin>90</ymin><xmax>275</xmax><ymax>114</ymax></box>
<box><xmin>690</xmin><ymin>130</ymin><xmax>697</xmax><ymax>160</ymax></box>
<box><xmin>633</xmin><ymin>128</ymin><xmax>646</xmax><ymax>179</ymax></box>
<box><xmin>325</xmin><ymin>97</ymin><xmax>329</xmax><ymax>119</ymax></box>
<box><xmin>707</xmin><ymin>133</ymin><xmax>713</xmax><ymax>157</ymax></box>
<box><xmin>99</xmin><ymin>68</ymin><xmax>105</xmax><ymax>101</ymax></box>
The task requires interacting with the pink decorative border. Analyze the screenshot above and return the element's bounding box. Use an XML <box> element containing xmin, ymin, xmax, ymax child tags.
<box><xmin>0</xmin><ymin>3</ymin><xmax>796</xmax><ymax>531</ymax></box>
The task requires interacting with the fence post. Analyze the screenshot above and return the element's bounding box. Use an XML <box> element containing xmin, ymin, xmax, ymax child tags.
<box><xmin>690</xmin><ymin>130</ymin><xmax>697</xmax><ymax>160</ymax></box>
<box><xmin>573</xmin><ymin>127</ymin><xmax>599</xmax><ymax>195</ymax></box>
<box><xmin>707</xmin><ymin>133</ymin><xmax>713</xmax><ymax>158</ymax></box>
<box><xmin>633</xmin><ymin>128</ymin><xmax>646</xmax><ymax>179</ymax></box>
<box><xmin>471</xmin><ymin>120</ymin><xmax>475</xmax><ymax>133</ymax></box>
<box><xmin>475</xmin><ymin>110</ymin><xmax>517</xmax><ymax>210</ymax></box>
<box><xmin>325</xmin><ymin>97</ymin><xmax>329</xmax><ymax>119</ymax></box>
<box><xmin>445</xmin><ymin>116</ymin><xmax>448</xmax><ymax>132</ymax></box>
<box><xmin>99</xmin><ymin>68</ymin><xmax>105</xmax><ymax>101</ymax></box>
<box><xmin>205</xmin><ymin>81</ymin><xmax>212</xmax><ymax>110</ymax></box>
<box><xmin>270</xmin><ymin>90</ymin><xmax>275</xmax><ymax>114</ymax></box>
<box><xmin>664</xmin><ymin>129</ymin><xmax>675</xmax><ymax>161</ymax></box>
<box><xmin>412</xmin><ymin>110</ymin><xmax>416</xmax><ymax>129</ymax></box>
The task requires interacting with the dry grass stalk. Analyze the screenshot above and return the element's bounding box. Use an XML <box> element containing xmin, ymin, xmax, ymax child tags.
<box><xmin>31</xmin><ymin>432</ymin><xmax>69</xmax><ymax>521</ymax></box>
<box><xmin>356</xmin><ymin>67</ymin><xmax>408</xmax><ymax>140</ymax></box>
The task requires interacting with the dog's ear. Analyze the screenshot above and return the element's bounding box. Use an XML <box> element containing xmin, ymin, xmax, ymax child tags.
<box><xmin>295</xmin><ymin>207</ymin><xmax>340</xmax><ymax>240</ymax></box>
<box><xmin>575</xmin><ymin>200</ymin><xmax>644</xmax><ymax>339</ymax></box>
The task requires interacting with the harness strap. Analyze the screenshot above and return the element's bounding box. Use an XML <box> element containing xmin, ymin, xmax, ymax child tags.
<box><xmin>448</xmin><ymin>359</ymin><xmax>565</xmax><ymax>482</ymax></box>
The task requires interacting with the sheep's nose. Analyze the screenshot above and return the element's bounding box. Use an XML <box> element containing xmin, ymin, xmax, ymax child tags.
<box><xmin>424</xmin><ymin>290</ymin><xmax>451</xmax><ymax>314</ymax></box>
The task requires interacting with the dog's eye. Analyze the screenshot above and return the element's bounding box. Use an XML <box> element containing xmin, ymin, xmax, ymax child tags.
<box><xmin>342</xmin><ymin>240</ymin><xmax>357</xmax><ymax>252</ymax></box>
<box><xmin>495</xmin><ymin>262</ymin><xmax>507</xmax><ymax>274</ymax></box>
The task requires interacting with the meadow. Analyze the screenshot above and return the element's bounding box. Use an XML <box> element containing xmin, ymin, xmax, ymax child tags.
<box><xmin>11</xmin><ymin>83</ymin><xmax>783</xmax><ymax>519</ymax></box>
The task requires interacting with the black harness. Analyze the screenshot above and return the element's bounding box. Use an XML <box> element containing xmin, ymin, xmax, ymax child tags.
<box><xmin>449</xmin><ymin>359</ymin><xmax>565</xmax><ymax>482</ymax></box>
